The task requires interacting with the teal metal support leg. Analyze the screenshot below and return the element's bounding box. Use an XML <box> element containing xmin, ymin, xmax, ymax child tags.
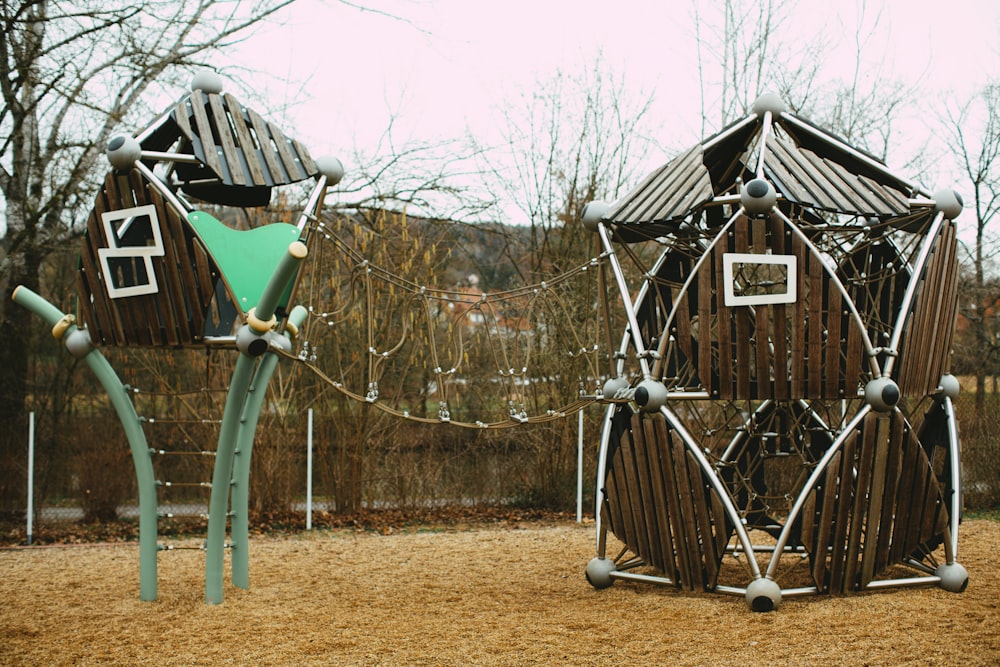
<box><xmin>230</xmin><ymin>305</ymin><xmax>309</xmax><ymax>590</ymax></box>
<box><xmin>205</xmin><ymin>243</ymin><xmax>309</xmax><ymax>604</ymax></box>
<box><xmin>11</xmin><ymin>286</ymin><xmax>159</xmax><ymax>601</ymax></box>
<box><xmin>204</xmin><ymin>353</ymin><xmax>256</xmax><ymax>605</ymax></box>
<box><xmin>229</xmin><ymin>355</ymin><xmax>277</xmax><ymax>590</ymax></box>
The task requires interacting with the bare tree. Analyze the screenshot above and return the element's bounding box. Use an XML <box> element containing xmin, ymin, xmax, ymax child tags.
<box><xmin>944</xmin><ymin>83</ymin><xmax>1000</xmax><ymax>413</ymax></box>
<box><xmin>0</xmin><ymin>0</ymin><xmax>298</xmax><ymax>510</ymax></box>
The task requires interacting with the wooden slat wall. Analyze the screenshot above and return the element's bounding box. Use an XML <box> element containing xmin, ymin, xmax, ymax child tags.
<box><xmin>671</xmin><ymin>214</ymin><xmax>865</xmax><ymax>399</ymax></box>
<box><xmin>800</xmin><ymin>411</ymin><xmax>949</xmax><ymax>593</ymax></box>
<box><xmin>897</xmin><ymin>221</ymin><xmax>959</xmax><ymax>396</ymax></box>
<box><xmin>77</xmin><ymin>168</ymin><xmax>219</xmax><ymax>347</ymax></box>
<box><xmin>603</xmin><ymin>413</ymin><xmax>731</xmax><ymax>590</ymax></box>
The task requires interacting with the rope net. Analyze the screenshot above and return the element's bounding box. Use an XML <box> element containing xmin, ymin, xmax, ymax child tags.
<box><xmin>289</xmin><ymin>211</ymin><xmax>621</xmax><ymax>428</ymax></box>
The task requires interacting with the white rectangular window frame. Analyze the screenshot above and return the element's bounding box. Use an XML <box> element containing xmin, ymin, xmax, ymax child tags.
<box><xmin>97</xmin><ymin>204</ymin><xmax>166</xmax><ymax>299</ymax></box>
<box><xmin>722</xmin><ymin>252</ymin><xmax>797</xmax><ymax>307</ymax></box>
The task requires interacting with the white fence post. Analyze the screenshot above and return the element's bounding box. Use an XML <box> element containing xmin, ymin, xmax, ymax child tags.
<box><xmin>306</xmin><ymin>408</ymin><xmax>313</xmax><ymax>530</ymax></box>
<box><xmin>27</xmin><ymin>411</ymin><xmax>34</xmax><ymax>545</ymax></box>
<box><xmin>577</xmin><ymin>409</ymin><xmax>584</xmax><ymax>523</ymax></box>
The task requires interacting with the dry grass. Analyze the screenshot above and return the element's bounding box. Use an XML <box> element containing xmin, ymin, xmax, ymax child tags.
<box><xmin>1</xmin><ymin>519</ymin><xmax>998</xmax><ymax>666</ymax></box>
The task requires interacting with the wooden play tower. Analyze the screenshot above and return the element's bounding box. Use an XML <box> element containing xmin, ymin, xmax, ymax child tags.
<box><xmin>14</xmin><ymin>70</ymin><xmax>344</xmax><ymax>603</ymax></box>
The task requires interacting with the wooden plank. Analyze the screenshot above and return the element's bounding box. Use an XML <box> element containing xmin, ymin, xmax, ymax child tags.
<box><xmin>246</xmin><ymin>107</ymin><xmax>289</xmax><ymax>184</ymax></box>
<box><xmin>752</xmin><ymin>218</ymin><xmax>772</xmax><ymax>399</ymax></box>
<box><xmin>770</xmin><ymin>216</ymin><xmax>789</xmax><ymax>400</ymax></box>
<box><xmin>188</xmin><ymin>90</ymin><xmax>225</xmax><ymax>181</ymax></box>
<box><xmin>791</xmin><ymin>231</ymin><xmax>808</xmax><ymax>397</ymax></box>
<box><xmin>733</xmin><ymin>221</ymin><xmax>751</xmax><ymax>397</ymax></box>
<box><xmin>224</xmin><ymin>92</ymin><xmax>268</xmax><ymax>185</ymax></box>
<box><xmin>618</xmin><ymin>427</ymin><xmax>648</xmax><ymax>563</ymax></box>
<box><xmin>603</xmin><ymin>463</ymin><xmax>624</xmax><ymax>542</ymax></box>
<box><xmin>889</xmin><ymin>427</ymin><xmax>920</xmax><ymax>564</ymax></box>
<box><xmin>829</xmin><ymin>426</ymin><xmax>857</xmax><ymax>593</ymax></box>
<box><xmin>697</xmin><ymin>255</ymin><xmax>714</xmax><ymax>395</ymax></box>
<box><xmin>608</xmin><ymin>439</ymin><xmax>638</xmax><ymax>556</ymax></box>
<box><xmin>807</xmin><ymin>252</ymin><xmax>824</xmax><ymax>396</ymax></box>
<box><xmin>824</xmin><ymin>266</ymin><xmax>844</xmax><ymax>398</ymax></box>
<box><xmin>714</xmin><ymin>241</ymin><xmax>733</xmax><ymax>399</ymax></box>
<box><xmin>685</xmin><ymin>446</ymin><xmax>719</xmax><ymax>587</ymax></box>
<box><xmin>156</xmin><ymin>201</ymin><xmax>195</xmax><ymax>343</ymax></box>
<box><xmin>846</xmin><ymin>412</ymin><xmax>880</xmax><ymax>589</ymax></box>
<box><xmin>767</xmin><ymin>138</ymin><xmax>842</xmax><ymax>210</ymax></box>
<box><xmin>873</xmin><ymin>411</ymin><xmax>904</xmax><ymax>572</ymax></box>
<box><xmin>810</xmin><ymin>449</ymin><xmax>842</xmax><ymax>590</ymax></box>
<box><xmin>208</xmin><ymin>93</ymin><xmax>247</xmax><ymax>186</ymax></box>
<box><xmin>674</xmin><ymin>284</ymin><xmax>695</xmax><ymax>385</ymax></box>
<box><xmin>860</xmin><ymin>411</ymin><xmax>893</xmax><ymax>586</ymax></box>
<box><xmin>632</xmin><ymin>418</ymin><xmax>664</xmax><ymax>569</ymax></box>
<box><xmin>674</xmin><ymin>441</ymin><xmax>705</xmax><ymax>590</ymax></box>
<box><xmin>269</xmin><ymin>118</ymin><xmax>307</xmax><ymax>182</ymax></box>
<box><xmin>658</xmin><ymin>419</ymin><xmax>694</xmax><ymax>587</ymax></box>
<box><xmin>80</xmin><ymin>206</ymin><xmax>120</xmax><ymax>344</ymax></box>
<box><xmin>646</xmin><ymin>417</ymin><xmax>679</xmax><ymax>580</ymax></box>
<box><xmin>900</xmin><ymin>441</ymin><xmax>931</xmax><ymax>559</ymax></box>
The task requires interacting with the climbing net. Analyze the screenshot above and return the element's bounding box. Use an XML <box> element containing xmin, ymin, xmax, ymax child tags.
<box><xmin>283</xmin><ymin>212</ymin><xmax>622</xmax><ymax>428</ymax></box>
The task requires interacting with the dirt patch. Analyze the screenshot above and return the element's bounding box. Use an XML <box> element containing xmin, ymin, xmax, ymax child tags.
<box><xmin>1</xmin><ymin>519</ymin><xmax>998</xmax><ymax>666</ymax></box>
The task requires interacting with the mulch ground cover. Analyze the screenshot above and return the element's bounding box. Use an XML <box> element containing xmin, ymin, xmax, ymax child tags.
<box><xmin>1</xmin><ymin>513</ymin><xmax>997</xmax><ymax>666</ymax></box>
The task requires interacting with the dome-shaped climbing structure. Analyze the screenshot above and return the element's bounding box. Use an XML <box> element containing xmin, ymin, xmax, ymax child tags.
<box><xmin>586</xmin><ymin>94</ymin><xmax>966</xmax><ymax>611</ymax></box>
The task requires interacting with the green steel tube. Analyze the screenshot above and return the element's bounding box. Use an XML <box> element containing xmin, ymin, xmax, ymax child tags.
<box><xmin>11</xmin><ymin>286</ymin><xmax>159</xmax><ymax>601</ymax></box>
<box><xmin>230</xmin><ymin>306</ymin><xmax>309</xmax><ymax>589</ymax></box>
<box><xmin>255</xmin><ymin>241</ymin><xmax>308</xmax><ymax>322</ymax></box>
<box><xmin>229</xmin><ymin>354</ymin><xmax>278</xmax><ymax>590</ymax></box>
<box><xmin>204</xmin><ymin>353</ymin><xmax>256</xmax><ymax>604</ymax></box>
<box><xmin>206</xmin><ymin>243</ymin><xmax>307</xmax><ymax>604</ymax></box>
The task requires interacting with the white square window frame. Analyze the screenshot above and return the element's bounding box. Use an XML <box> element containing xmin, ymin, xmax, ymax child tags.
<box><xmin>97</xmin><ymin>204</ymin><xmax>166</xmax><ymax>299</ymax></box>
<box><xmin>722</xmin><ymin>252</ymin><xmax>797</xmax><ymax>307</ymax></box>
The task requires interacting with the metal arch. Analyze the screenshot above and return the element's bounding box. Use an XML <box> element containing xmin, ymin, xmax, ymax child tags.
<box><xmin>771</xmin><ymin>206</ymin><xmax>883</xmax><ymax>379</ymax></box>
<box><xmin>882</xmin><ymin>211</ymin><xmax>947</xmax><ymax>377</ymax></box>
<box><xmin>657</xmin><ymin>404</ymin><xmax>764</xmax><ymax>581</ymax></box>
<box><xmin>763</xmin><ymin>404</ymin><xmax>873</xmax><ymax>579</ymax></box>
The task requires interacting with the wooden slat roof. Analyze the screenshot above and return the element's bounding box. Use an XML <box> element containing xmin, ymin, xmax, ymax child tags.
<box><xmin>604</xmin><ymin>107</ymin><xmax>919</xmax><ymax>237</ymax></box>
<box><xmin>170</xmin><ymin>90</ymin><xmax>318</xmax><ymax>188</ymax></box>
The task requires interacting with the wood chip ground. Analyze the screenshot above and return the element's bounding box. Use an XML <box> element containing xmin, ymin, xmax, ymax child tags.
<box><xmin>1</xmin><ymin>519</ymin><xmax>997</xmax><ymax>665</ymax></box>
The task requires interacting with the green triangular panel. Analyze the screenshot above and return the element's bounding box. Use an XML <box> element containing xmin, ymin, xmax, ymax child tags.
<box><xmin>187</xmin><ymin>211</ymin><xmax>301</xmax><ymax>313</ymax></box>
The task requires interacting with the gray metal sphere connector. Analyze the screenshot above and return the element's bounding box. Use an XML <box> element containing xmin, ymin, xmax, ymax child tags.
<box><xmin>937</xmin><ymin>374</ymin><xmax>960</xmax><ymax>401</ymax></box>
<box><xmin>235</xmin><ymin>325</ymin><xmax>270</xmax><ymax>357</ymax></box>
<box><xmin>191</xmin><ymin>69</ymin><xmax>223</xmax><ymax>94</ymax></box>
<box><xmin>585</xmin><ymin>557</ymin><xmax>617</xmax><ymax>589</ymax></box>
<box><xmin>746</xmin><ymin>577</ymin><xmax>782</xmax><ymax>612</ymax></box>
<box><xmin>581</xmin><ymin>200</ymin><xmax>611</xmax><ymax>232</ymax></box>
<box><xmin>107</xmin><ymin>135</ymin><xmax>142</xmax><ymax>170</ymax></box>
<box><xmin>64</xmin><ymin>327</ymin><xmax>94</xmax><ymax>359</ymax></box>
<box><xmin>751</xmin><ymin>92</ymin><xmax>787</xmax><ymax>116</ymax></box>
<box><xmin>740</xmin><ymin>178</ymin><xmax>777</xmax><ymax>216</ymax></box>
<box><xmin>602</xmin><ymin>376</ymin><xmax>630</xmax><ymax>400</ymax></box>
<box><xmin>932</xmin><ymin>188</ymin><xmax>964</xmax><ymax>220</ymax></box>
<box><xmin>315</xmin><ymin>155</ymin><xmax>345</xmax><ymax>185</ymax></box>
<box><xmin>864</xmin><ymin>377</ymin><xmax>900</xmax><ymax>412</ymax></box>
<box><xmin>935</xmin><ymin>562</ymin><xmax>969</xmax><ymax>593</ymax></box>
<box><xmin>634</xmin><ymin>379</ymin><xmax>668</xmax><ymax>412</ymax></box>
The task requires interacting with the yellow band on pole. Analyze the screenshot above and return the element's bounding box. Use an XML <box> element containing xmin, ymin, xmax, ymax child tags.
<box><xmin>51</xmin><ymin>314</ymin><xmax>76</xmax><ymax>339</ymax></box>
<box><xmin>246</xmin><ymin>308</ymin><xmax>276</xmax><ymax>334</ymax></box>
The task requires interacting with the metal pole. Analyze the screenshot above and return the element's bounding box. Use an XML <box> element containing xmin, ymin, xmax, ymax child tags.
<box><xmin>307</xmin><ymin>408</ymin><xmax>313</xmax><ymax>530</ymax></box>
<box><xmin>576</xmin><ymin>409</ymin><xmax>584</xmax><ymax>523</ymax></box>
<box><xmin>27</xmin><ymin>411</ymin><xmax>34</xmax><ymax>546</ymax></box>
<box><xmin>13</xmin><ymin>286</ymin><xmax>158</xmax><ymax>600</ymax></box>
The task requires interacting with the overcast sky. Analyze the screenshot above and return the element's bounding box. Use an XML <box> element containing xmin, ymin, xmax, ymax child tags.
<box><xmin>225</xmin><ymin>0</ymin><xmax>1000</xmax><ymax>175</ymax></box>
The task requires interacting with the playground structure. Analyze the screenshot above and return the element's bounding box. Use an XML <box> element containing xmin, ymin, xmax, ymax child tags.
<box><xmin>12</xmin><ymin>73</ymin><xmax>968</xmax><ymax>611</ymax></box>
<box><xmin>583</xmin><ymin>93</ymin><xmax>967</xmax><ymax>610</ymax></box>
<box><xmin>14</xmin><ymin>70</ymin><xmax>344</xmax><ymax>604</ymax></box>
